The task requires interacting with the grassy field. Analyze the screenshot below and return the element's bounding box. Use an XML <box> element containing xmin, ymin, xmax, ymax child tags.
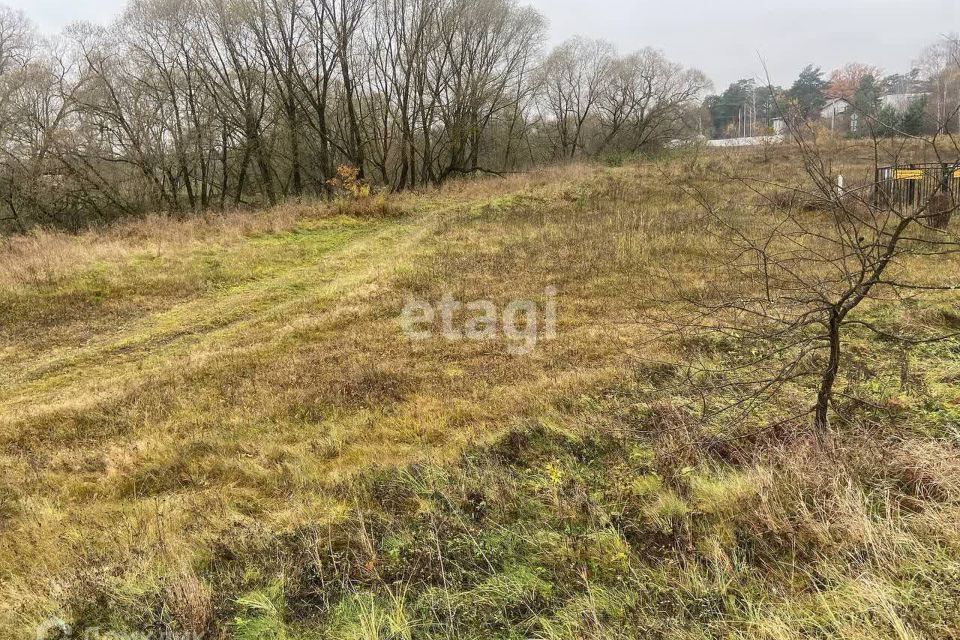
<box><xmin>2</xmin><ymin>141</ymin><xmax>960</xmax><ymax>639</ymax></box>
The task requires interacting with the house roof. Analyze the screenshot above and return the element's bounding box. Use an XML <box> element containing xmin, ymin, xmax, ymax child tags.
<box><xmin>821</xmin><ymin>97</ymin><xmax>851</xmax><ymax>118</ymax></box>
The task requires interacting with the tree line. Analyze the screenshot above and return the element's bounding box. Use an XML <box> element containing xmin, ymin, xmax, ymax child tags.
<box><xmin>705</xmin><ymin>36</ymin><xmax>960</xmax><ymax>139</ymax></box>
<box><xmin>0</xmin><ymin>0</ymin><xmax>709</xmax><ymax>231</ymax></box>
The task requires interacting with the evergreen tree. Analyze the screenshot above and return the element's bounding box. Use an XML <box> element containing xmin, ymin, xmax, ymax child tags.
<box><xmin>705</xmin><ymin>80</ymin><xmax>752</xmax><ymax>136</ymax></box>
<box><xmin>875</xmin><ymin>104</ymin><xmax>901</xmax><ymax>137</ymax></box>
<box><xmin>788</xmin><ymin>65</ymin><xmax>827</xmax><ymax>120</ymax></box>
<box><xmin>899</xmin><ymin>95</ymin><xmax>928</xmax><ymax>136</ymax></box>
<box><xmin>852</xmin><ymin>75</ymin><xmax>879</xmax><ymax>115</ymax></box>
<box><xmin>704</xmin><ymin>80</ymin><xmax>784</xmax><ymax>137</ymax></box>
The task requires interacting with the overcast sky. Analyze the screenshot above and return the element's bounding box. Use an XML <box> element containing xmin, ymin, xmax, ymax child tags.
<box><xmin>6</xmin><ymin>0</ymin><xmax>959</xmax><ymax>90</ymax></box>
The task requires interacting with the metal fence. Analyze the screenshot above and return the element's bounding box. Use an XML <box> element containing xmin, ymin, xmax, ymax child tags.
<box><xmin>874</xmin><ymin>163</ymin><xmax>960</xmax><ymax>211</ymax></box>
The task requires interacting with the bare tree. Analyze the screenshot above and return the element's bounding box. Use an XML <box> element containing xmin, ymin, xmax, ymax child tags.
<box><xmin>198</xmin><ymin>0</ymin><xmax>279</xmax><ymax>206</ymax></box>
<box><xmin>540</xmin><ymin>37</ymin><xmax>614</xmax><ymax>159</ymax></box>
<box><xmin>250</xmin><ymin>0</ymin><xmax>308</xmax><ymax>196</ymax></box>
<box><xmin>597</xmin><ymin>48</ymin><xmax>710</xmax><ymax>153</ymax></box>
<box><xmin>327</xmin><ymin>0</ymin><xmax>370</xmax><ymax>177</ymax></box>
<box><xmin>0</xmin><ymin>0</ymin><xmax>710</xmax><ymax>231</ymax></box>
<box><xmin>917</xmin><ymin>34</ymin><xmax>960</xmax><ymax>135</ymax></box>
<box><xmin>663</xmin><ymin>119</ymin><xmax>960</xmax><ymax>443</ymax></box>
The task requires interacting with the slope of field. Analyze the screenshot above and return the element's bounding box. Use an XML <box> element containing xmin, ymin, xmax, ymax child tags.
<box><xmin>2</xmin><ymin>143</ymin><xmax>960</xmax><ymax>639</ymax></box>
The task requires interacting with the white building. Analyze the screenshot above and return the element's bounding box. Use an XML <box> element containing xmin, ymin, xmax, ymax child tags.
<box><xmin>879</xmin><ymin>93</ymin><xmax>927</xmax><ymax>113</ymax></box>
<box><xmin>819</xmin><ymin>93</ymin><xmax>927</xmax><ymax>134</ymax></box>
<box><xmin>820</xmin><ymin>98</ymin><xmax>852</xmax><ymax>130</ymax></box>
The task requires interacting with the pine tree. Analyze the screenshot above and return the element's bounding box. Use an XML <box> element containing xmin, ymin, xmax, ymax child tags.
<box><xmin>788</xmin><ymin>65</ymin><xmax>827</xmax><ymax>120</ymax></box>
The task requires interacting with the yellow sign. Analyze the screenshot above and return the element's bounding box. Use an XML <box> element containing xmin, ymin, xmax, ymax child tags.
<box><xmin>894</xmin><ymin>169</ymin><xmax>923</xmax><ymax>181</ymax></box>
<box><xmin>954</xmin><ymin>169</ymin><xmax>960</xmax><ymax>179</ymax></box>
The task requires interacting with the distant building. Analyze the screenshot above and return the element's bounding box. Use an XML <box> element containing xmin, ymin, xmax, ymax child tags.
<box><xmin>821</xmin><ymin>97</ymin><xmax>853</xmax><ymax>133</ymax></box>
<box><xmin>821</xmin><ymin>97</ymin><xmax>851</xmax><ymax>120</ymax></box>
<box><xmin>819</xmin><ymin>93</ymin><xmax>927</xmax><ymax>134</ymax></box>
<box><xmin>879</xmin><ymin>93</ymin><xmax>927</xmax><ymax>113</ymax></box>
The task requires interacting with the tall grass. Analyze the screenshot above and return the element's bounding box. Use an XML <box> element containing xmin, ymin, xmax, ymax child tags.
<box><xmin>2</xmin><ymin>143</ymin><xmax>958</xmax><ymax>639</ymax></box>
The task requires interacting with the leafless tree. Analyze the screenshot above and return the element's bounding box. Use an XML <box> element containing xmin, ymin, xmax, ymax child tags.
<box><xmin>664</xmin><ymin>116</ymin><xmax>960</xmax><ymax>443</ymax></box>
<box><xmin>0</xmin><ymin>5</ymin><xmax>31</xmax><ymax>74</ymax></box>
<box><xmin>917</xmin><ymin>34</ymin><xmax>960</xmax><ymax>135</ymax></box>
<box><xmin>597</xmin><ymin>48</ymin><xmax>710</xmax><ymax>153</ymax></box>
<box><xmin>540</xmin><ymin>37</ymin><xmax>614</xmax><ymax>159</ymax></box>
<box><xmin>0</xmin><ymin>0</ymin><xmax>709</xmax><ymax>231</ymax></box>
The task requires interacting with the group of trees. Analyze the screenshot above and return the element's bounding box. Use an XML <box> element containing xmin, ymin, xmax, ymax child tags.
<box><xmin>826</xmin><ymin>62</ymin><xmax>930</xmax><ymax>137</ymax></box>
<box><xmin>0</xmin><ymin>0</ymin><xmax>708</xmax><ymax>231</ymax></box>
<box><xmin>702</xmin><ymin>79</ymin><xmax>776</xmax><ymax>138</ymax></box>
<box><xmin>705</xmin><ymin>35</ymin><xmax>960</xmax><ymax>139</ymax></box>
<box><xmin>702</xmin><ymin>66</ymin><xmax>831</xmax><ymax>138</ymax></box>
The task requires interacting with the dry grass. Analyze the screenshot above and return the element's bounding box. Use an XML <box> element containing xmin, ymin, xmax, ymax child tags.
<box><xmin>1</xmin><ymin>143</ymin><xmax>958</xmax><ymax>638</ymax></box>
<box><xmin>0</xmin><ymin>161</ymin><xmax>627</xmax><ymax>635</ymax></box>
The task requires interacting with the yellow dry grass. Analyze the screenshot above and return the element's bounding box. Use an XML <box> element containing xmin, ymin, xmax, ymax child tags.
<box><xmin>0</xmin><ymin>161</ymin><xmax>639</xmax><ymax>632</ymax></box>
<box><xmin>0</xmin><ymin>141</ymin><xmax>957</xmax><ymax>637</ymax></box>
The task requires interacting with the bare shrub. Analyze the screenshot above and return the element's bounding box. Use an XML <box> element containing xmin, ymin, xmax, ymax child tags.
<box><xmin>661</xmin><ymin>121</ymin><xmax>960</xmax><ymax>443</ymax></box>
<box><xmin>163</xmin><ymin>569</ymin><xmax>213</xmax><ymax>637</ymax></box>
